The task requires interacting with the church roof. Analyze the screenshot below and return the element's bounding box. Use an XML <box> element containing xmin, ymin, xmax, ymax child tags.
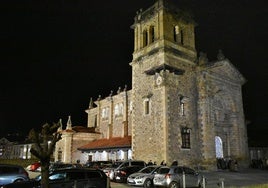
<box><xmin>78</xmin><ymin>136</ymin><xmax>131</xmax><ymax>151</ymax></box>
<box><xmin>72</xmin><ymin>126</ymin><xmax>97</xmax><ymax>133</ymax></box>
<box><xmin>60</xmin><ymin>126</ymin><xmax>97</xmax><ymax>134</ymax></box>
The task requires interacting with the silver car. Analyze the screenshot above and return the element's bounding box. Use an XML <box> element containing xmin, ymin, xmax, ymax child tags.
<box><xmin>153</xmin><ymin>166</ymin><xmax>206</xmax><ymax>188</ymax></box>
<box><xmin>127</xmin><ymin>165</ymin><xmax>162</xmax><ymax>187</ymax></box>
<box><xmin>0</xmin><ymin>164</ymin><xmax>29</xmax><ymax>186</ymax></box>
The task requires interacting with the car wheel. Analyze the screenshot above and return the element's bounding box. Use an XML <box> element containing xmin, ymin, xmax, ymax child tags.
<box><xmin>169</xmin><ymin>181</ymin><xmax>180</xmax><ymax>188</ymax></box>
<box><xmin>198</xmin><ymin>178</ymin><xmax>206</xmax><ymax>188</ymax></box>
<box><xmin>143</xmin><ymin>178</ymin><xmax>152</xmax><ymax>188</ymax></box>
<box><xmin>14</xmin><ymin>179</ymin><xmax>23</xmax><ymax>183</ymax></box>
<box><xmin>198</xmin><ymin>180</ymin><xmax>205</xmax><ymax>188</ymax></box>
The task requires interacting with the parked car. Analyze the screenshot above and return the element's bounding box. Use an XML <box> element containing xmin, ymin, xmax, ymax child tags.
<box><xmin>2</xmin><ymin>168</ymin><xmax>110</xmax><ymax>188</ymax></box>
<box><xmin>49</xmin><ymin>162</ymin><xmax>81</xmax><ymax>171</ymax></box>
<box><xmin>26</xmin><ymin>162</ymin><xmax>41</xmax><ymax>172</ymax></box>
<box><xmin>127</xmin><ymin>165</ymin><xmax>162</xmax><ymax>187</ymax></box>
<box><xmin>153</xmin><ymin>166</ymin><xmax>206</xmax><ymax>188</ymax></box>
<box><xmin>84</xmin><ymin>161</ymin><xmax>112</xmax><ymax>169</ymax></box>
<box><xmin>114</xmin><ymin>165</ymin><xmax>144</xmax><ymax>183</ymax></box>
<box><xmin>103</xmin><ymin>160</ymin><xmax>146</xmax><ymax>181</ymax></box>
<box><xmin>0</xmin><ymin>164</ymin><xmax>29</xmax><ymax>186</ymax></box>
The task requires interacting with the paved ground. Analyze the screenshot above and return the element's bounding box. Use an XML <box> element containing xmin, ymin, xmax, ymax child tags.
<box><xmin>202</xmin><ymin>169</ymin><xmax>268</xmax><ymax>188</ymax></box>
<box><xmin>111</xmin><ymin>168</ymin><xmax>268</xmax><ymax>188</ymax></box>
<box><xmin>28</xmin><ymin>168</ymin><xmax>268</xmax><ymax>188</ymax></box>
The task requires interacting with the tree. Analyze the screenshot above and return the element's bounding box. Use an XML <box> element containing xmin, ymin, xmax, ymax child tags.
<box><xmin>28</xmin><ymin>120</ymin><xmax>62</xmax><ymax>188</ymax></box>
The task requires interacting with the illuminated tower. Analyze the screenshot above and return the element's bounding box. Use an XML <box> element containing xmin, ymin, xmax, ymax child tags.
<box><xmin>130</xmin><ymin>0</ymin><xmax>249</xmax><ymax>168</ymax></box>
<box><xmin>130</xmin><ymin>0</ymin><xmax>199</xmax><ymax>164</ymax></box>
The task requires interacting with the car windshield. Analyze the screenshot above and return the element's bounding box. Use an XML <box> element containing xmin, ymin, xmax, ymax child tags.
<box><xmin>111</xmin><ymin>161</ymin><xmax>123</xmax><ymax>168</ymax></box>
<box><xmin>157</xmin><ymin>167</ymin><xmax>170</xmax><ymax>174</ymax></box>
<box><xmin>49</xmin><ymin>172</ymin><xmax>66</xmax><ymax>181</ymax></box>
<box><xmin>139</xmin><ymin>166</ymin><xmax>157</xmax><ymax>173</ymax></box>
<box><xmin>0</xmin><ymin>166</ymin><xmax>19</xmax><ymax>174</ymax></box>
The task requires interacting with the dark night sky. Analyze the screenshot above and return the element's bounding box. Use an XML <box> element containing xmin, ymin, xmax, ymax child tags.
<box><xmin>1</xmin><ymin>0</ymin><xmax>267</xmax><ymax>146</ymax></box>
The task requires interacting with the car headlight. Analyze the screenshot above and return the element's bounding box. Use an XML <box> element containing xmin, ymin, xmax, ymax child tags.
<box><xmin>136</xmin><ymin>175</ymin><xmax>144</xmax><ymax>179</ymax></box>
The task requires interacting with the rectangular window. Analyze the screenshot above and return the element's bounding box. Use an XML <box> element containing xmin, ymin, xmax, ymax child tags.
<box><xmin>181</xmin><ymin>128</ymin><xmax>190</xmax><ymax>149</ymax></box>
<box><xmin>94</xmin><ymin>115</ymin><xmax>97</xmax><ymax>127</ymax></box>
<box><xmin>57</xmin><ymin>150</ymin><xmax>62</xmax><ymax>162</ymax></box>
<box><xmin>115</xmin><ymin>103</ymin><xmax>124</xmax><ymax>117</ymax></box>
<box><xmin>101</xmin><ymin>107</ymin><xmax>109</xmax><ymax>120</ymax></box>
<box><xmin>144</xmin><ymin>100</ymin><xmax>150</xmax><ymax>115</ymax></box>
<box><xmin>180</xmin><ymin>103</ymin><xmax>185</xmax><ymax>116</ymax></box>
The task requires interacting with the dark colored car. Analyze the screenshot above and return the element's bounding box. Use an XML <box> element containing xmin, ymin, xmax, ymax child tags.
<box><xmin>0</xmin><ymin>164</ymin><xmax>29</xmax><ymax>186</ymax></box>
<box><xmin>84</xmin><ymin>161</ymin><xmax>112</xmax><ymax>169</ymax></box>
<box><xmin>2</xmin><ymin>168</ymin><xmax>110</xmax><ymax>188</ymax></box>
<box><xmin>103</xmin><ymin>160</ymin><xmax>146</xmax><ymax>181</ymax></box>
<box><xmin>114</xmin><ymin>165</ymin><xmax>144</xmax><ymax>183</ymax></box>
<box><xmin>49</xmin><ymin>162</ymin><xmax>81</xmax><ymax>171</ymax></box>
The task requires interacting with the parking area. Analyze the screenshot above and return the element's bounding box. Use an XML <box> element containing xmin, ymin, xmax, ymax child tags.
<box><xmin>202</xmin><ymin>169</ymin><xmax>268</xmax><ymax>187</ymax></box>
<box><xmin>111</xmin><ymin>168</ymin><xmax>268</xmax><ymax>188</ymax></box>
<box><xmin>27</xmin><ymin>168</ymin><xmax>268</xmax><ymax>188</ymax></box>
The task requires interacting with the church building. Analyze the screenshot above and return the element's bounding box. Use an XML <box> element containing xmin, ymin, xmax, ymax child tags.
<box><xmin>55</xmin><ymin>0</ymin><xmax>249</xmax><ymax>169</ymax></box>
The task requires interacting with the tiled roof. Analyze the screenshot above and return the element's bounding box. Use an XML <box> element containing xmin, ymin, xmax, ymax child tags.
<box><xmin>78</xmin><ymin>136</ymin><xmax>131</xmax><ymax>151</ymax></box>
<box><xmin>60</xmin><ymin>126</ymin><xmax>99</xmax><ymax>134</ymax></box>
<box><xmin>72</xmin><ymin>126</ymin><xmax>97</xmax><ymax>133</ymax></box>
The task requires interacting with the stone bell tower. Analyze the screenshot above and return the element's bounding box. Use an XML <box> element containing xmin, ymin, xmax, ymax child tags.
<box><xmin>130</xmin><ymin>0</ymin><xmax>200</xmax><ymax>165</ymax></box>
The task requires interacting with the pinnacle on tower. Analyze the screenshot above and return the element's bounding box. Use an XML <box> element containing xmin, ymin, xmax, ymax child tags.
<box><xmin>57</xmin><ymin>118</ymin><xmax>63</xmax><ymax>131</ymax></box>
<box><xmin>89</xmin><ymin>97</ymin><xmax>94</xmax><ymax>109</ymax></box>
<box><xmin>66</xmin><ymin>115</ymin><xmax>72</xmax><ymax>130</ymax></box>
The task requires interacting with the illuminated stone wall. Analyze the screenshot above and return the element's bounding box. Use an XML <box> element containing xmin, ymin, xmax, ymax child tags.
<box><xmin>82</xmin><ymin>0</ymin><xmax>249</xmax><ymax>169</ymax></box>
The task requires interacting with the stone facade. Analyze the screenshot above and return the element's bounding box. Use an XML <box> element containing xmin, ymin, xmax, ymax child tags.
<box><xmin>130</xmin><ymin>0</ymin><xmax>248</xmax><ymax>168</ymax></box>
<box><xmin>55</xmin><ymin>0</ymin><xmax>249</xmax><ymax>169</ymax></box>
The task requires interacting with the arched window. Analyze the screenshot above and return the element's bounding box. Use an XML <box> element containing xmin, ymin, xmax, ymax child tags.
<box><xmin>94</xmin><ymin>115</ymin><xmax>97</xmax><ymax>127</ymax></box>
<box><xmin>173</xmin><ymin>25</ymin><xmax>184</xmax><ymax>45</ymax></box>
<box><xmin>149</xmin><ymin>26</ymin><xmax>155</xmax><ymax>43</ymax></box>
<box><xmin>215</xmin><ymin>136</ymin><xmax>224</xmax><ymax>158</ymax></box>
<box><xmin>114</xmin><ymin>104</ymin><xmax>119</xmax><ymax>116</ymax></box>
<box><xmin>119</xmin><ymin>103</ymin><xmax>124</xmax><ymax>115</ymax></box>
<box><xmin>179</xmin><ymin>96</ymin><xmax>186</xmax><ymax>116</ymax></box>
<box><xmin>57</xmin><ymin>148</ymin><xmax>62</xmax><ymax>162</ymax></box>
<box><xmin>181</xmin><ymin>127</ymin><xmax>191</xmax><ymax>149</ymax></box>
<box><xmin>115</xmin><ymin>103</ymin><xmax>124</xmax><ymax>117</ymax></box>
<box><xmin>180</xmin><ymin>28</ymin><xmax>184</xmax><ymax>45</ymax></box>
<box><xmin>174</xmin><ymin>25</ymin><xmax>180</xmax><ymax>42</ymax></box>
<box><xmin>143</xmin><ymin>29</ymin><xmax>148</xmax><ymax>47</ymax></box>
<box><xmin>101</xmin><ymin>107</ymin><xmax>109</xmax><ymax>120</ymax></box>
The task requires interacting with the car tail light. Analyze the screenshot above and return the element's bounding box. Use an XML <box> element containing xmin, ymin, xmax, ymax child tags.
<box><xmin>165</xmin><ymin>173</ymin><xmax>171</xmax><ymax>179</ymax></box>
<box><xmin>120</xmin><ymin>170</ymin><xmax>127</xmax><ymax>176</ymax></box>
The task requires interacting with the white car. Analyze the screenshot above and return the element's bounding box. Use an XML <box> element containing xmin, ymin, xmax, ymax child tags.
<box><xmin>127</xmin><ymin>165</ymin><xmax>162</xmax><ymax>187</ymax></box>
